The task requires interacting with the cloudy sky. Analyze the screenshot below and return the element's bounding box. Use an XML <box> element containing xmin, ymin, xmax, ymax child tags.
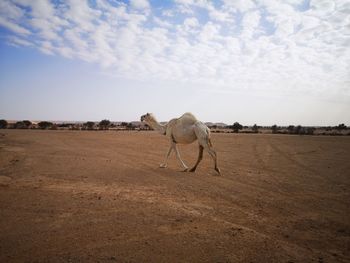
<box><xmin>0</xmin><ymin>0</ymin><xmax>349</xmax><ymax>125</ymax></box>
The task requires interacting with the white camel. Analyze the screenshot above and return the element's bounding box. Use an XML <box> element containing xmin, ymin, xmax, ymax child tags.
<box><xmin>140</xmin><ymin>112</ymin><xmax>221</xmax><ymax>175</ymax></box>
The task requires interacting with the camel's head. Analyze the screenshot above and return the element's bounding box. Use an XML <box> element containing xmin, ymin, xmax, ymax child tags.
<box><xmin>140</xmin><ymin>113</ymin><xmax>155</xmax><ymax>123</ymax></box>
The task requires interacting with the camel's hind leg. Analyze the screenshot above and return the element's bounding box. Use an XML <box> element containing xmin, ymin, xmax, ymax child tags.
<box><xmin>194</xmin><ymin>123</ymin><xmax>221</xmax><ymax>175</ymax></box>
<box><xmin>205</xmin><ymin>143</ymin><xmax>221</xmax><ymax>175</ymax></box>
<box><xmin>189</xmin><ymin>145</ymin><xmax>203</xmax><ymax>172</ymax></box>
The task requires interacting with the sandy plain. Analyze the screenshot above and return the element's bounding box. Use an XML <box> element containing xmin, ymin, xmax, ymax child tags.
<box><xmin>0</xmin><ymin>130</ymin><xmax>349</xmax><ymax>262</ymax></box>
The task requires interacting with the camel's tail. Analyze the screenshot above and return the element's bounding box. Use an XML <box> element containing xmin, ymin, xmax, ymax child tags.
<box><xmin>208</xmin><ymin>137</ymin><xmax>213</xmax><ymax>147</ymax></box>
<box><xmin>206</xmin><ymin>127</ymin><xmax>213</xmax><ymax>147</ymax></box>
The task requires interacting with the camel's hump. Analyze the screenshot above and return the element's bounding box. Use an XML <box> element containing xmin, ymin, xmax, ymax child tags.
<box><xmin>180</xmin><ymin>112</ymin><xmax>198</xmax><ymax>120</ymax></box>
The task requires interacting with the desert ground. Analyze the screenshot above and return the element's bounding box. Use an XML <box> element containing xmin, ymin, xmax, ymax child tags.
<box><xmin>0</xmin><ymin>130</ymin><xmax>349</xmax><ymax>262</ymax></box>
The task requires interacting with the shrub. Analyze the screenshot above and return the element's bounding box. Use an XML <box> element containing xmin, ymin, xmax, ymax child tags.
<box><xmin>14</xmin><ymin>120</ymin><xmax>32</xmax><ymax>129</ymax></box>
<box><xmin>0</xmin><ymin>119</ymin><xmax>8</xmax><ymax>129</ymax></box>
<box><xmin>306</xmin><ymin>127</ymin><xmax>315</xmax><ymax>135</ymax></box>
<box><xmin>335</xmin><ymin>123</ymin><xmax>347</xmax><ymax>131</ymax></box>
<box><xmin>83</xmin><ymin>121</ymin><xmax>95</xmax><ymax>130</ymax></box>
<box><xmin>14</xmin><ymin>121</ymin><xmax>25</xmax><ymax>129</ymax></box>
<box><xmin>127</xmin><ymin>123</ymin><xmax>135</xmax><ymax>130</ymax></box>
<box><xmin>38</xmin><ymin>121</ymin><xmax>53</xmax><ymax>129</ymax></box>
<box><xmin>99</xmin><ymin>119</ymin><xmax>111</xmax><ymax>130</ymax></box>
<box><xmin>295</xmin><ymin>125</ymin><xmax>304</xmax><ymax>135</ymax></box>
<box><xmin>287</xmin><ymin>125</ymin><xmax>295</xmax><ymax>134</ymax></box>
<box><xmin>271</xmin><ymin>124</ymin><xmax>279</xmax><ymax>134</ymax></box>
<box><xmin>22</xmin><ymin>120</ymin><xmax>32</xmax><ymax>128</ymax></box>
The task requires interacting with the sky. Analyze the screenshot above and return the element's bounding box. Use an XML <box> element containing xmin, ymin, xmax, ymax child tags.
<box><xmin>0</xmin><ymin>0</ymin><xmax>349</xmax><ymax>126</ymax></box>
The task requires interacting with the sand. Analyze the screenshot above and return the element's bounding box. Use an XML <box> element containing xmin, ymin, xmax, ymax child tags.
<box><xmin>0</xmin><ymin>129</ymin><xmax>349</xmax><ymax>262</ymax></box>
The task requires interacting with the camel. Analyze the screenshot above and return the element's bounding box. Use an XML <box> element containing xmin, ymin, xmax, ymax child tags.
<box><xmin>140</xmin><ymin>112</ymin><xmax>221</xmax><ymax>175</ymax></box>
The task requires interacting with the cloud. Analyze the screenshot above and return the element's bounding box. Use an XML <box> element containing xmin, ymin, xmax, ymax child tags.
<box><xmin>7</xmin><ymin>35</ymin><xmax>32</xmax><ymax>46</ymax></box>
<box><xmin>0</xmin><ymin>16</ymin><xmax>30</xmax><ymax>35</ymax></box>
<box><xmin>0</xmin><ymin>0</ymin><xmax>24</xmax><ymax>20</ymax></box>
<box><xmin>184</xmin><ymin>17</ymin><xmax>199</xmax><ymax>28</ymax></box>
<box><xmin>130</xmin><ymin>0</ymin><xmax>150</xmax><ymax>10</ymax></box>
<box><xmin>0</xmin><ymin>0</ymin><xmax>349</xmax><ymax>103</ymax></box>
<box><xmin>241</xmin><ymin>10</ymin><xmax>261</xmax><ymax>39</ymax></box>
<box><xmin>222</xmin><ymin>0</ymin><xmax>256</xmax><ymax>13</ymax></box>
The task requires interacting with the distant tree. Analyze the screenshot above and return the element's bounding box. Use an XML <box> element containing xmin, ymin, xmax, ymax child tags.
<box><xmin>252</xmin><ymin>124</ymin><xmax>259</xmax><ymax>133</ymax></box>
<box><xmin>0</xmin><ymin>119</ymin><xmax>8</xmax><ymax>129</ymax></box>
<box><xmin>22</xmin><ymin>120</ymin><xmax>32</xmax><ymax>128</ymax></box>
<box><xmin>14</xmin><ymin>121</ymin><xmax>32</xmax><ymax>129</ymax></box>
<box><xmin>232</xmin><ymin>122</ymin><xmax>243</xmax><ymax>133</ymax></box>
<box><xmin>84</xmin><ymin>121</ymin><xmax>95</xmax><ymax>130</ymax></box>
<box><xmin>121</xmin><ymin>122</ymin><xmax>128</xmax><ymax>127</ymax></box>
<box><xmin>295</xmin><ymin>125</ymin><xmax>303</xmax><ymax>135</ymax></box>
<box><xmin>99</xmin><ymin>119</ymin><xmax>111</xmax><ymax>130</ymax></box>
<box><xmin>70</xmin><ymin>124</ymin><xmax>81</xmax><ymax>130</ymax></box>
<box><xmin>127</xmin><ymin>122</ymin><xmax>135</xmax><ymax>130</ymax></box>
<box><xmin>38</xmin><ymin>121</ymin><xmax>53</xmax><ymax>129</ymax></box>
<box><xmin>271</xmin><ymin>124</ymin><xmax>278</xmax><ymax>134</ymax></box>
<box><xmin>287</xmin><ymin>125</ymin><xmax>295</xmax><ymax>134</ymax></box>
<box><xmin>14</xmin><ymin>121</ymin><xmax>25</xmax><ymax>129</ymax></box>
<box><xmin>57</xmin><ymin>123</ymin><xmax>69</xmax><ymax>128</ymax></box>
<box><xmin>306</xmin><ymin>127</ymin><xmax>315</xmax><ymax>135</ymax></box>
<box><xmin>335</xmin><ymin>123</ymin><xmax>347</xmax><ymax>131</ymax></box>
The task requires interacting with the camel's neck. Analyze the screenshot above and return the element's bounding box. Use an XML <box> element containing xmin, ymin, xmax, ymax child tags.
<box><xmin>146</xmin><ymin>119</ymin><xmax>166</xmax><ymax>135</ymax></box>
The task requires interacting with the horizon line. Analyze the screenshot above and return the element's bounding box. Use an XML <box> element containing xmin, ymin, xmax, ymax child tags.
<box><xmin>1</xmin><ymin>118</ymin><xmax>348</xmax><ymax>128</ymax></box>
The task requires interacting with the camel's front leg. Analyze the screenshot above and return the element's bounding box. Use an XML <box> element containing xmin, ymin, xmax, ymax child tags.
<box><xmin>189</xmin><ymin>145</ymin><xmax>204</xmax><ymax>172</ymax></box>
<box><xmin>173</xmin><ymin>144</ymin><xmax>189</xmax><ymax>171</ymax></box>
<box><xmin>160</xmin><ymin>144</ymin><xmax>173</xmax><ymax>168</ymax></box>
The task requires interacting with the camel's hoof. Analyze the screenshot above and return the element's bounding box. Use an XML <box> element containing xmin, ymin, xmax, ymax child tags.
<box><xmin>215</xmin><ymin>168</ymin><xmax>222</xmax><ymax>176</ymax></box>
<box><xmin>159</xmin><ymin>164</ymin><xmax>167</xmax><ymax>168</ymax></box>
<box><xmin>189</xmin><ymin>168</ymin><xmax>196</xmax><ymax>173</ymax></box>
<box><xmin>182</xmin><ymin>168</ymin><xmax>189</xmax><ymax>172</ymax></box>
